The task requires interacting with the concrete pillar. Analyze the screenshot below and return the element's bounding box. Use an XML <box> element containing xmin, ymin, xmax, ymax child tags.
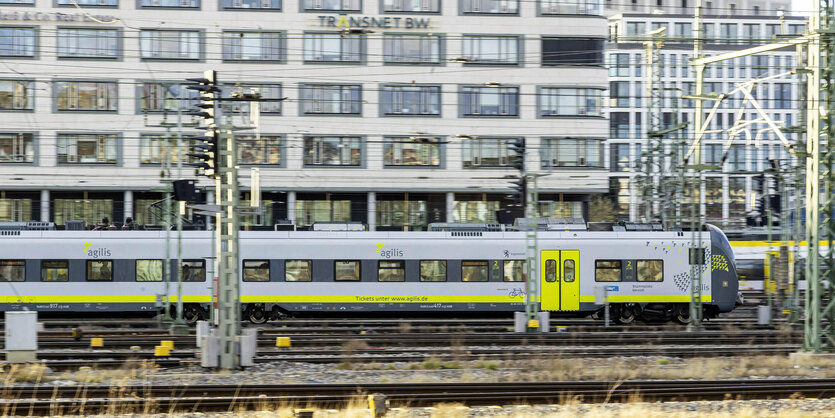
<box><xmin>123</xmin><ymin>190</ymin><xmax>133</xmax><ymax>223</ymax></box>
<box><xmin>39</xmin><ymin>190</ymin><xmax>49</xmax><ymax>222</ymax></box>
<box><xmin>287</xmin><ymin>191</ymin><xmax>296</xmax><ymax>225</ymax></box>
<box><xmin>367</xmin><ymin>192</ymin><xmax>376</xmax><ymax>231</ymax></box>
<box><xmin>446</xmin><ymin>192</ymin><xmax>455</xmax><ymax>223</ymax></box>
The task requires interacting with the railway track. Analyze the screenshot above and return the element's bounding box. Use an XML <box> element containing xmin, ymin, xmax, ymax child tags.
<box><xmin>1</xmin><ymin>379</ymin><xmax>833</xmax><ymax>415</ymax></box>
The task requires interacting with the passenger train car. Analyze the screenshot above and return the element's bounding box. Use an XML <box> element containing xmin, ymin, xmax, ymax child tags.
<box><xmin>0</xmin><ymin>224</ymin><xmax>739</xmax><ymax>324</ymax></box>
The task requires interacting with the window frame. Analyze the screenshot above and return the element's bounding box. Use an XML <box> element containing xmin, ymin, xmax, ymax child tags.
<box><xmin>537</xmin><ymin>86</ymin><xmax>603</xmax><ymax>117</ymax></box>
<box><xmin>538</xmin><ymin>0</ymin><xmax>602</xmax><ymax>16</ymax></box>
<box><xmin>540</xmin><ymin>137</ymin><xmax>603</xmax><ymax>168</ymax></box>
<box><xmin>378</xmin><ymin>260</ymin><xmax>405</xmax><ymax>282</ymax></box>
<box><xmin>86</xmin><ymin>259</ymin><xmax>113</xmax><ymax>281</ymax></box>
<box><xmin>56</xmin><ymin>0</ymin><xmax>119</xmax><ymax>7</ymax></box>
<box><xmin>138</xmin><ymin>0</ymin><xmax>200</xmax><ymax>9</ymax></box>
<box><xmin>54</xmin><ymin>80</ymin><xmax>119</xmax><ymax>112</ymax></box>
<box><xmin>302</xmin><ymin>135</ymin><xmax>364</xmax><ymax>167</ymax></box>
<box><xmin>0</xmin><ymin>79</ymin><xmax>34</xmax><ymax>111</ymax></box>
<box><xmin>503</xmin><ymin>259</ymin><xmax>525</xmax><ymax>282</ymax></box>
<box><xmin>0</xmin><ymin>26</ymin><xmax>37</xmax><ymax>58</ymax></box>
<box><xmin>460</xmin><ymin>0</ymin><xmax>519</xmax><ymax>15</ymax></box>
<box><xmin>459</xmin><ymin>85</ymin><xmax>520</xmax><ymax>118</ymax></box>
<box><xmin>541</xmin><ymin>37</ymin><xmax>604</xmax><ymax>66</ymax></box>
<box><xmin>139</xmin><ymin>29</ymin><xmax>203</xmax><ymax>61</ymax></box>
<box><xmin>220</xmin><ymin>0</ymin><xmax>280</xmax><ymax>9</ymax></box>
<box><xmin>285</xmin><ymin>259</ymin><xmax>312</xmax><ymax>282</ymax></box>
<box><xmin>221</xmin><ymin>30</ymin><xmax>284</xmax><ymax>62</ymax></box>
<box><xmin>301</xmin><ymin>0</ymin><xmax>361</xmax><ymax>12</ymax></box>
<box><xmin>461</xmin><ymin>260</ymin><xmax>489</xmax><ymax>282</ymax></box>
<box><xmin>380</xmin><ymin>84</ymin><xmax>441</xmax><ymax>117</ymax></box>
<box><xmin>299</xmin><ymin>84</ymin><xmax>362</xmax><ymax>116</ymax></box>
<box><xmin>594</xmin><ymin>259</ymin><xmax>622</xmax><ymax>282</ymax></box>
<box><xmin>461</xmin><ymin>35</ymin><xmax>520</xmax><ymax>65</ymax></box>
<box><xmin>461</xmin><ymin>136</ymin><xmax>519</xmax><ymax>168</ymax></box>
<box><xmin>334</xmin><ymin>260</ymin><xmax>361</xmax><ymax>281</ymax></box>
<box><xmin>56</xmin><ymin>133</ymin><xmax>119</xmax><ymax>165</ymax></box>
<box><xmin>636</xmin><ymin>259</ymin><xmax>663</xmax><ymax>282</ymax></box>
<box><xmin>181</xmin><ymin>259</ymin><xmax>206</xmax><ymax>282</ymax></box>
<box><xmin>383</xmin><ymin>33</ymin><xmax>443</xmax><ymax>65</ymax></box>
<box><xmin>41</xmin><ymin>260</ymin><xmax>69</xmax><ymax>282</ymax></box>
<box><xmin>383</xmin><ymin>136</ymin><xmax>442</xmax><ymax>167</ymax></box>
<box><xmin>381</xmin><ymin>0</ymin><xmax>440</xmax><ymax>13</ymax></box>
<box><xmin>0</xmin><ymin>132</ymin><xmax>36</xmax><ymax>164</ymax></box>
<box><xmin>243</xmin><ymin>259</ymin><xmax>270</xmax><ymax>282</ymax></box>
<box><xmin>0</xmin><ymin>259</ymin><xmax>25</xmax><ymax>282</ymax></box>
<box><xmin>56</xmin><ymin>27</ymin><xmax>121</xmax><ymax>60</ymax></box>
<box><xmin>419</xmin><ymin>260</ymin><xmax>447</xmax><ymax>282</ymax></box>
<box><xmin>303</xmin><ymin>31</ymin><xmax>364</xmax><ymax>63</ymax></box>
<box><xmin>135</xmin><ymin>259</ymin><xmax>163</xmax><ymax>282</ymax></box>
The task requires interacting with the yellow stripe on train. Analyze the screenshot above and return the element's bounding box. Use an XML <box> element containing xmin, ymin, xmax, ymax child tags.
<box><xmin>730</xmin><ymin>240</ymin><xmax>831</xmax><ymax>247</ymax></box>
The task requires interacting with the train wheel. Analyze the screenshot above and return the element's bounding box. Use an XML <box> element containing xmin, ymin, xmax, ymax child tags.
<box><xmin>248</xmin><ymin>305</ymin><xmax>268</xmax><ymax>324</ymax></box>
<box><xmin>675</xmin><ymin>306</ymin><xmax>691</xmax><ymax>324</ymax></box>
<box><xmin>183</xmin><ymin>305</ymin><xmax>203</xmax><ymax>324</ymax></box>
<box><xmin>615</xmin><ymin>305</ymin><xmax>636</xmax><ymax>325</ymax></box>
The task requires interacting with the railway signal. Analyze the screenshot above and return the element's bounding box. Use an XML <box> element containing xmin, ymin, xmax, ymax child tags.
<box><xmin>187</xmin><ymin>132</ymin><xmax>218</xmax><ymax>179</ymax></box>
<box><xmin>506</xmin><ymin>139</ymin><xmax>526</xmax><ymax>207</ymax></box>
<box><xmin>185</xmin><ymin>71</ymin><xmax>219</xmax><ymax>179</ymax></box>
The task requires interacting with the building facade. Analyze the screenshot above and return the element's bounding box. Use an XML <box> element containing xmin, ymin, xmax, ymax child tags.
<box><xmin>603</xmin><ymin>0</ymin><xmax>793</xmax><ymax>17</ymax></box>
<box><xmin>0</xmin><ymin>0</ymin><xmax>609</xmax><ymax>230</ymax></box>
<box><xmin>606</xmin><ymin>12</ymin><xmax>805</xmax><ymax>227</ymax></box>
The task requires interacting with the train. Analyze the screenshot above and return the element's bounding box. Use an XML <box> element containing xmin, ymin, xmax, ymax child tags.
<box><xmin>0</xmin><ymin>222</ymin><xmax>740</xmax><ymax>325</ymax></box>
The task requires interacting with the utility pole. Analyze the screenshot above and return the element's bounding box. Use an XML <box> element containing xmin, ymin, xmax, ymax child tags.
<box><xmin>642</xmin><ymin>26</ymin><xmax>666</xmax><ymax>224</ymax></box>
<box><xmin>688</xmin><ymin>0</ymin><xmax>705</xmax><ymax>329</ymax></box>
<box><xmin>507</xmin><ymin>139</ymin><xmax>540</xmax><ymax>331</ymax></box>
<box><xmin>803</xmin><ymin>0</ymin><xmax>835</xmax><ymax>352</ymax></box>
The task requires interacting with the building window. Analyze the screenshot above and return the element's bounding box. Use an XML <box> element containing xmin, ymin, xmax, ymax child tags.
<box><xmin>462</xmin><ymin>0</ymin><xmax>518</xmax><ymax>14</ymax></box>
<box><xmin>139</xmin><ymin>30</ymin><xmax>201</xmax><ymax>60</ymax></box>
<box><xmin>302</xmin><ymin>0</ymin><xmax>360</xmax><ymax>11</ymax></box>
<box><xmin>335</xmin><ymin>260</ymin><xmax>360</xmax><ymax>281</ymax></box>
<box><xmin>136</xmin><ymin>259</ymin><xmax>163</xmax><ymax>281</ymax></box>
<box><xmin>420</xmin><ymin>260</ymin><xmax>446</xmax><ymax>281</ymax></box>
<box><xmin>540</xmin><ymin>0</ymin><xmax>601</xmax><ymax>15</ymax></box>
<box><xmin>673</xmin><ymin>22</ymin><xmax>691</xmax><ymax>42</ymax></box>
<box><xmin>719</xmin><ymin>23</ymin><xmax>736</xmax><ymax>45</ymax></box>
<box><xmin>0</xmin><ymin>198</ymin><xmax>30</xmax><ymax>222</ymax></box>
<box><xmin>53</xmin><ymin>197</ymin><xmax>112</xmax><ymax>226</ymax></box>
<box><xmin>57</xmin><ymin>0</ymin><xmax>118</xmax><ymax>5</ymax></box>
<box><xmin>0</xmin><ymin>133</ymin><xmax>34</xmax><ymax>163</ymax></box>
<box><xmin>384</xmin><ymin>136</ymin><xmax>440</xmax><ymax>167</ymax></box>
<box><xmin>609</xmin><ymin>53</ymin><xmax>629</xmax><ymax>77</ymax></box>
<box><xmin>610</xmin><ymin>112</ymin><xmax>630</xmax><ymax>139</ymax></box>
<box><xmin>285</xmin><ymin>260</ymin><xmax>311</xmax><ymax>281</ymax></box>
<box><xmin>139</xmin><ymin>134</ymin><xmax>191</xmax><ymax>165</ymax></box>
<box><xmin>381</xmin><ymin>85</ymin><xmax>440</xmax><ymax>116</ymax></box>
<box><xmin>86</xmin><ymin>260</ymin><xmax>113</xmax><ymax>281</ymax></box>
<box><xmin>139</xmin><ymin>82</ymin><xmax>197</xmax><ymax>112</ymax></box>
<box><xmin>296</xmin><ymin>199</ymin><xmax>352</xmax><ymax>224</ymax></box>
<box><xmin>243</xmin><ymin>260</ymin><xmax>270</xmax><ymax>281</ymax></box>
<box><xmin>774</xmin><ymin>84</ymin><xmax>791</xmax><ymax>109</ymax></box>
<box><xmin>303</xmin><ymin>136</ymin><xmax>362</xmax><ymax>166</ymax></box>
<box><xmin>542</xmin><ymin>37</ymin><xmax>603</xmax><ymax>65</ymax></box>
<box><xmin>377</xmin><ymin>197</ymin><xmax>428</xmax><ymax>228</ymax></box>
<box><xmin>300</xmin><ymin>84</ymin><xmax>361</xmax><ymax>115</ymax></box>
<box><xmin>1</xmin><ymin>0</ymin><xmax>34</xmax><ymax>4</ymax></box>
<box><xmin>55</xmin><ymin>81</ymin><xmax>117</xmax><ymax>111</ymax></box>
<box><xmin>461</xmin><ymin>260</ymin><xmax>489</xmax><ymax>281</ymax></box>
<box><xmin>221</xmin><ymin>84</ymin><xmax>282</xmax><ymax>114</ymax></box>
<box><xmin>57</xmin><ymin>28</ymin><xmax>119</xmax><ymax>59</ymax></box>
<box><xmin>140</xmin><ymin>0</ymin><xmax>199</xmax><ymax>7</ymax></box>
<box><xmin>539</xmin><ymin>88</ymin><xmax>602</xmax><ymax>117</ymax></box>
<box><xmin>223</xmin><ymin>0</ymin><xmax>280</xmax><ymax>9</ymax></box>
<box><xmin>0</xmin><ymin>260</ymin><xmax>24</xmax><ymax>282</ymax></box>
<box><xmin>57</xmin><ymin>134</ymin><xmax>117</xmax><ymax>164</ymax></box>
<box><xmin>461</xmin><ymin>137</ymin><xmax>517</xmax><ymax>168</ymax></box>
<box><xmin>453</xmin><ymin>199</ymin><xmax>500</xmax><ymax>223</ymax></box>
<box><xmin>303</xmin><ymin>32</ymin><xmax>362</xmax><ymax>62</ymax></box>
<box><xmin>625</xmin><ymin>22</ymin><xmax>646</xmax><ymax>38</ymax></box>
<box><xmin>0</xmin><ymin>27</ymin><xmax>35</xmax><ymax>57</ymax></box>
<box><xmin>542</xmin><ymin>137</ymin><xmax>602</xmax><ymax>168</ymax></box>
<box><xmin>610</xmin><ymin>143</ymin><xmax>631</xmax><ymax>172</ymax></box>
<box><xmin>460</xmin><ymin>86</ymin><xmax>519</xmax><ymax>117</ymax></box>
<box><xmin>539</xmin><ymin>200</ymin><xmax>583</xmax><ymax>218</ymax></box>
<box><xmin>41</xmin><ymin>260</ymin><xmax>69</xmax><ymax>282</ymax></box>
<box><xmin>378</xmin><ymin>260</ymin><xmax>405</xmax><ymax>281</ymax></box>
<box><xmin>383</xmin><ymin>34</ymin><xmax>441</xmax><ymax>64</ymax></box>
<box><xmin>462</xmin><ymin>36</ymin><xmax>519</xmax><ymax>65</ymax></box>
<box><xmin>237</xmin><ymin>135</ymin><xmax>281</xmax><ymax>165</ymax></box>
<box><xmin>742</xmin><ymin>23</ymin><xmax>761</xmax><ymax>43</ymax></box>
<box><xmin>0</xmin><ymin>80</ymin><xmax>33</xmax><ymax>110</ymax></box>
<box><xmin>609</xmin><ymin>81</ymin><xmax>629</xmax><ymax>108</ymax></box>
<box><xmin>383</xmin><ymin>0</ymin><xmax>439</xmax><ymax>12</ymax></box>
<box><xmin>222</xmin><ymin>31</ymin><xmax>282</xmax><ymax>61</ymax></box>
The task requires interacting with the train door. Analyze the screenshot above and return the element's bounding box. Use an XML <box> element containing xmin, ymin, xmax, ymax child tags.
<box><xmin>540</xmin><ymin>250</ymin><xmax>580</xmax><ymax>311</ymax></box>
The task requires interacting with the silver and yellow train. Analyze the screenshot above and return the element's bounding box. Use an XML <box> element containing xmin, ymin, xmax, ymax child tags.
<box><xmin>0</xmin><ymin>224</ymin><xmax>739</xmax><ymax>324</ymax></box>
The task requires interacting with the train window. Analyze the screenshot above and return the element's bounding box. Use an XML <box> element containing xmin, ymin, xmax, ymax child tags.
<box><xmin>41</xmin><ymin>260</ymin><xmax>68</xmax><ymax>282</ymax></box>
<box><xmin>689</xmin><ymin>248</ymin><xmax>705</xmax><ymax>265</ymax></box>
<box><xmin>286</xmin><ymin>260</ymin><xmax>312</xmax><ymax>282</ymax></box>
<box><xmin>420</xmin><ymin>260</ymin><xmax>447</xmax><ymax>282</ymax></box>
<box><xmin>243</xmin><ymin>260</ymin><xmax>270</xmax><ymax>282</ymax></box>
<box><xmin>545</xmin><ymin>259</ymin><xmax>556</xmax><ymax>282</ymax></box>
<box><xmin>335</xmin><ymin>260</ymin><xmax>361</xmax><ymax>281</ymax></box>
<box><xmin>595</xmin><ymin>260</ymin><xmax>621</xmax><ymax>282</ymax></box>
<box><xmin>462</xmin><ymin>260</ymin><xmax>489</xmax><ymax>282</ymax></box>
<box><xmin>136</xmin><ymin>259</ymin><xmax>163</xmax><ymax>282</ymax></box>
<box><xmin>504</xmin><ymin>260</ymin><xmax>525</xmax><ymax>282</ymax></box>
<box><xmin>378</xmin><ymin>261</ymin><xmax>405</xmax><ymax>282</ymax></box>
<box><xmin>86</xmin><ymin>260</ymin><xmax>113</xmax><ymax>281</ymax></box>
<box><xmin>564</xmin><ymin>259</ymin><xmax>576</xmax><ymax>282</ymax></box>
<box><xmin>637</xmin><ymin>260</ymin><xmax>663</xmax><ymax>282</ymax></box>
<box><xmin>182</xmin><ymin>260</ymin><xmax>206</xmax><ymax>282</ymax></box>
<box><xmin>0</xmin><ymin>260</ymin><xmax>25</xmax><ymax>282</ymax></box>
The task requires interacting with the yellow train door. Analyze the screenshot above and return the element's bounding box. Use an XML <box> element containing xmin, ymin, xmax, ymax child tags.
<box><xmin>559</xmin><ymin>250</ymin><xmax>580</xmax><ymax>311</ymax></box>
<box><xmin>540</xmin><ymin>250</ymin><xmax>559</xmax><ymax>311</ymax></box>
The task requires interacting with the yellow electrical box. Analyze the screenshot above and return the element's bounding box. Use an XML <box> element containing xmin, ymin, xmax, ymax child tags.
<box><xmin>90</xmin><ymin>338</ymin><xmax>103</xmax><ymax>348</ymax></box>
<box><xmin>276</xmin><ymin>337</ymin><xmax>291</xmax><ymax>347</ymax></box>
